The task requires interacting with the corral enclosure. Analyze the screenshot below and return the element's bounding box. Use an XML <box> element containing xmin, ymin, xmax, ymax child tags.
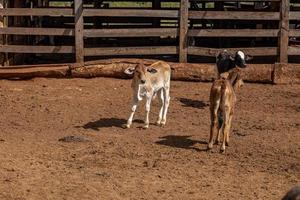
<box><xmin>0</xmin><ymin>0</ymin><xmax>300</xmax><ymax>66</ymax></box>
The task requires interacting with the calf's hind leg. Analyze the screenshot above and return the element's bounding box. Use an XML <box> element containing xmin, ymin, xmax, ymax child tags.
<box><xmin>156</xmin><ymin>89</ymin><xmax>164</xmax><ymax>125</ymax></box>
<box><xmin>160</xmin><ymin>87</ymin><xmax>170</xmax><ymax>126</ymax></box>
<box><xmin>208</xmin><ymin>104</ymin><xmax>219</xmax><ymax>149</ymax></box>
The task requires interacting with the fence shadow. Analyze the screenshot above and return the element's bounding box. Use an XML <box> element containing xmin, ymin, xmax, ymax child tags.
<box><xmin>155</xmin><ymin>135</ymin><xmax>208</xmax><ymax>152</ymax></box>
<box><xmin>178</xmin><ymin>98</ymin><xmax>208</xmax><ymax>109</ymax></box>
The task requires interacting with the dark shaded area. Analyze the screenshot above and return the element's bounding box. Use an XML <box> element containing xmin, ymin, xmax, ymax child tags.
<box><xmin>155</xmin><ymin>135</ymin><xmax>207</xmax><ymax>151</ymax></box>
<box><xmin>282</xmin><ymin>185</ymin><xmax>300</xmax><ymax>200</ymax></box>
<box><xmin>78</xmin><ymin>118</ymin><xmax>127</xmax><ymax>131</ymax></box>
<box><xmin>58</xmin><ymin>135</ymin><xmax>89</xmax><ymax>143</ymax></box>
<box><xmin>178</xmin><ymin>98</ymin><xmax>208</xmax><ymax>109</ymax></box>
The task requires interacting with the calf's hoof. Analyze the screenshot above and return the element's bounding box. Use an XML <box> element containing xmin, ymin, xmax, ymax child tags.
<box><xmin>160</xmin><ymin>121</ymin><xmax>166</xmax><ymax>127</ymax></box>
<box><xmin>143</xmin><ymin>124</ymin><xmax>149</xmax><ymax>129</ymax></box>
<box><xmin>207</xmin><ymin>142</ymin><xmax>213</xmax><ymax>149</ymax></box>
<box><xmin>122</xmin><ymin>124</ymin><xmax>131</xmax><ymax>129</ymax></box>
<box><xmin>155</xmin><ymin>120</ymin><xmax>161</xmax><ymax>126</ymax></box>
<box><xmin>220</xmin><ymin>146</ymin><xmax>226</xmax><ymax>153</ymax></box>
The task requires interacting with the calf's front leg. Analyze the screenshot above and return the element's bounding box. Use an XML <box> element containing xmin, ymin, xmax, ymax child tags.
<box><xmin>125</xmin><ymin>96</ymin><xmax>139</xmax><ymax>128</ymax></box>
<box><xmin>143</xmin><ymin>95</ymin><xmax>152</xmax><ymax>129</ymax></box>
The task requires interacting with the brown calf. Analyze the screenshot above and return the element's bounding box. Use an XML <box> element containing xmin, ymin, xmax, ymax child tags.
<box><xmin>208</xmin><ymin>68</ymin><xmax>242</xmax><ymax>152</ymax></box>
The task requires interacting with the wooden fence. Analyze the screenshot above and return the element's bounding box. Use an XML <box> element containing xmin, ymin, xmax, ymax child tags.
<box><xmin>0</xmin><ymin>0</ymin><xmax>299</xmax><ymax>67</ymax></box>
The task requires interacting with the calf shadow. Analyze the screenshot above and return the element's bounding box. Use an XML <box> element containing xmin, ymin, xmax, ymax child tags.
<box><xmin>178</xmin><ymin>98</ymin><xmax>208</xmax><ymax>109</ymax></box>
<box><xmin>77</xmin><ymin>118</ymin><xmax>145</xmax><ymax>131</ymax></box>
<box><xmin>155</xmin><ymin>135</ymin><xmax>208</xmax><ymax>152</ymax></box>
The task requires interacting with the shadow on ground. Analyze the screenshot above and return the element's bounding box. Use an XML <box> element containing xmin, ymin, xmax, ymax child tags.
<box><xmin>77</xmin><ymin>118</ymin><xmax>146</xmax><ymax>131</ymax></box>
<box><xmin>156</xmin><ymin>135</ymin><xmax>208</xmax><ymax>152</ymax></box>
<box><xmin>77</xmin><ymin>118</ymin><xmax>126</xmax><ymax>131</ymax></box>
<box><xmin>178</xmin><ymin>98</ymin><xmax>208</xmax><ymax>109</ymax></box>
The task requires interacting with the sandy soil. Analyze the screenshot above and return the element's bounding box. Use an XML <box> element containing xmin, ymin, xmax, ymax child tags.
<box><xmin>0</xmin><ymin>78</ymin><xmax>299</xmax><ymax>200</ymax></box>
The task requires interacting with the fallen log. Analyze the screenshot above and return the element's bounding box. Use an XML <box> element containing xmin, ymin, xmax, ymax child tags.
<box><xmin>0</xmin><ymin>64</ymin><xmax>71</xmax><ymax>79</ymax></box>
<box><xmin>0</xmin><ymin>58</ymin><xmax>277</xmax><ymax>83</ymax></box>
<box><xmin>73</xmin><ymin>58</ymin><xmax>273</xmax><ymax>83</ymax></box>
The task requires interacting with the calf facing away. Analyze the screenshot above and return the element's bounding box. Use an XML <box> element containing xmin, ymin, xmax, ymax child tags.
<box><xmin>208</xmin><ymin>68</ymin><xmax>242</xmax><ymax>152</ymax></box>
<box><xmin>124</xmin><ymin>61</ymin><xmax>171</xmax><ymax>129</ymax></box>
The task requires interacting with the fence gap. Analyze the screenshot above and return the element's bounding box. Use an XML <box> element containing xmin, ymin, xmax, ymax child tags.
<box><xmin>74</xmin><ymin>0</ymin><xmax>84</xmax><ymax>66</ymax></box>
<box><xmin>179</xmin><ymin>0</ymin><xmax>188</xmax><ymax>63</ymax></box>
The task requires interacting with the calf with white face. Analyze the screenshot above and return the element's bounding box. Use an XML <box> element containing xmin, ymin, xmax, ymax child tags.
<box><xmin>124</xmin><ymin>61</ymin><xmax>171</xmax><ymax>129</ymax></box>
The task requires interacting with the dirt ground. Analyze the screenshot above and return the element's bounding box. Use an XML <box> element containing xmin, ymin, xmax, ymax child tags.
<box><xmin>0</xmin><ymin>77</ymin><xmax>299</xmax><ymax>200</ymax></box>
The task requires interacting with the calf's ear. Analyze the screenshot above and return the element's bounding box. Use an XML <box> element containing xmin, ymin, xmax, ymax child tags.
<box><xmin>147</xmin><ymin>67</ymin><xmax>158</xmax><ymax>74</ymax></box>
<box><xmin>124</xmin><ymin>67</ymin><xmax>135</xmax><ymax>75</ymax></box>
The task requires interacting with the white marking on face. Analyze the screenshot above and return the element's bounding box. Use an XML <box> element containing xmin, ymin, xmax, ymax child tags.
<box><xmin>237</xmin><ymin>51</ymin><xmax>245</xmax><ymax>60</ymax></box>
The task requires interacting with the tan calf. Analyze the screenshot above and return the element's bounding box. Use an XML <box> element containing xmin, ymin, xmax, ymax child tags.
<box><xmin>208</xmin><ymin>68</ymin><xmax>242</xmax><ymax>152</ymax></box>
<box><xmin>124</xmin><ymin>61</ymin><xmax>171</xmax><ymax>129</ymax></box>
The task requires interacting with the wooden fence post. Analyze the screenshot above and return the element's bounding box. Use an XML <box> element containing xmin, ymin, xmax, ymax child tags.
<box><xmin>74</xmin><ymin>0</ymin><xmax>84</xmax><ymax>66</ymax></box>
<box><xmin>278</xmin><ymin>0</ymin><xmax>289</xmax><ymax>63</ymax></box>
<box><xmin>179</xmin><ymin>0</ymin><xmax>188</xmax><ymax>63</ymax></box>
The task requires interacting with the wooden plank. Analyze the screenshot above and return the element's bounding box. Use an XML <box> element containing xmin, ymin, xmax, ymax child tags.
<box><xmin>290</xmin><ymin>12</ymin><xmax>300</xmax><ymax>20</ymax></box>
<box><xmin>83</xmin><ymin>9</ymin><xmax>179</xmax><ymax>18</ymax></box>
<box><xmin>74</xmin><ymin>0</ymin><xmax>84</xmax><ymax>65</ymax></box>
<box><xmin>0</xmin><ymin>27</ymin><xmax>75</xmax><ymax>36</ymax></box>
<box><xmin>84</xmin><ymin>28</ymin><xmax>178</xmax><ymax>37</ymax></box>
<box><xmin>179</xmin><ymin>0</ymin><xmax>188</xmax><ymax>63</ymax></box>
<box><xmin>189</xmin><ymin>11</ymin><xmax>280</xmax><ymax>20</ymax></box>
<box><xmin>279</xmin><ymin>0</ymin><xmax>289</xmax><ymax>63</ymax></box>
<box><xmin>288</xmin><ymin>46</ymin><xmax>300</xmax><ymax>55</ymax></box>
<box><xmin>289</xmin><ymin>29</ymin><xmax>300</xmax><ymax>37</ymax></box>
<box><xmin>189</xmin><ymin>0</ymin><xmax>280</xmax><ymax>1</ymax></box>
<box><xmin>189</xmin><ymin>29</ymin><xmax>279</xmax><ymax>37</ymax></box>
<box><xmin>0</xmin><ymin>8</ymin><xmax>74</xmax><ymax>16</ymax></box>
<box><xmin>84</xmin><ymin>46</ymin><xmax>178</xmax><ymax>56</ymax></box>
<box><xmin>188</xmin><ymin>47</ymin><xmax>278</xmax><ymax>57</ymax></box>
<box><xmin>0</xmin><ymin>45</ymin><xmax>74</xmax><ymax>53</ymax></box>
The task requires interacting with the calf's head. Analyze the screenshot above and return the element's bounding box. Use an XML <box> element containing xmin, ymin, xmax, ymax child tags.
<box><xmin>124</xmin><ymin>63</ymin><xmax>157</xmax><ymax>84</ymax></box>
<box><xmin>216</xmin><ymin>50</ymin><xmax>252</xmax><ymax>73</ymax></box>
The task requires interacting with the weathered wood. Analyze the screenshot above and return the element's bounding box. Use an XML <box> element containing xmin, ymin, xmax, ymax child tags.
<box><xmin>188</xmin><ymin>47</ymin><xmax>278</xmax><ymax>57</ymax></box>
<box><xmin>0</xmin><ymin>0</ymin><xmax>4</xmax><ymax>66</ymax></box>
<box><xmin>84</xmin><ymin>46</ymin><xmax>178</xmax><ymax>56</ymax></box>
<box><xmin>278</xmin><ymin>0</ymin><xmax>289</xmax><ymax>63</ymax></box>
<box><xmin>84</xmin><ymin>28</ymin><xmax>178</xmax><ymax>38</ymax></box>
<box><xmin>0</xmin><ymin>45</ymin><xmax>75</xmax><ymax>53</ymax></box>
<box><xmin>189</xmin><ymin>29</ymin><xmax>279</xmax><ymax>37</ymax></box>
<box><xmin>288</xmin><ymin>46</ymin><xmax>300</xmax><ymax>55</ymax></box>
<box><xmin>0</xmin><ymin>65</ymin><xmax>70</xmax><ymax>79</ymax></box>
<box><xmin>0</xmin><ymin>27</ymin><xmax>75</xmax><ymax>36</ymax></box>
<box><xmin>72</xmin><ymin>59</ymin><xmax>273</xmax><ymax>83</ymax></box>
<box><xmin>83</xmin><ymin>9</ymin><xmax>179</xmax><ymax>18</ymax></box>
<box><xmin>290</xmin><ymin>11</ymin><xmax>300</xmax><ymax>20</ymax></box>
<box><xmin>189</xmin><ymin>11</ymin><xmax>280</xmax><ymax>20</ymax></box>
<box><xmin>289</xmin><ymin>29</ymin><xmax>300</xmax><ymax>37</ymax></box>
<box><xmin>74</xmin><ymin>0</ymin><xmax>84</xmax><ymax>65</ymax></box>
<box><xmin>0</xmin><ymin>58</ymin><xmax>283</xmax><ymax>83</ymax></box>
<box><xmin>0</xmin><ymin>8</ymin><xmax>74</xmax><ymax>16</ymax></box>
<box><xmin>189</xmin><ymin>0</ymin><xmax>280</xmax><ymax>1</ymax></box>
<box><xmin>179</xmin><ymin>0</ymin><xmax>188</xmax><ymax>63</ymax></box>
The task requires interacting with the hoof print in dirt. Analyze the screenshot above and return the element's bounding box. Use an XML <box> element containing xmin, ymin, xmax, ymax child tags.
<box><xmin>58</xmin><ymin>135</ymin><xmax>89</xmax><ymax>143</ymax></box>
<box><xmin>0</xmin><ymin>138</ymin><xmax>4</xmax><ymax>142</ymax></box>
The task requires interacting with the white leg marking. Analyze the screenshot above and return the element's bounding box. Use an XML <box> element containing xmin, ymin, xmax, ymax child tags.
<box><xmin>156</xmin><ymin>89</ymin><xmax>164</xmax><ymax>125</ymax></box>
<box><xmin>161</xmin><ymin>87</ymin><xmax>170</xmax><ymax>126</ymax></box>
<box><xmin>125</xmin><ymin>96</ymin><xmax>139</xmax><ymax>128</ymax></box>
<box><xmin>143</xmin><ymin>94</ymin><xmax>152</xmax><ymax>129</ymax></box>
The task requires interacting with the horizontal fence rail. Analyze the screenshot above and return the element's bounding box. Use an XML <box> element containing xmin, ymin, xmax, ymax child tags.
<box><xmin>0</xmin><ymin>0</ymin><xmax>299</xmax><ymax>66</ymax></box>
